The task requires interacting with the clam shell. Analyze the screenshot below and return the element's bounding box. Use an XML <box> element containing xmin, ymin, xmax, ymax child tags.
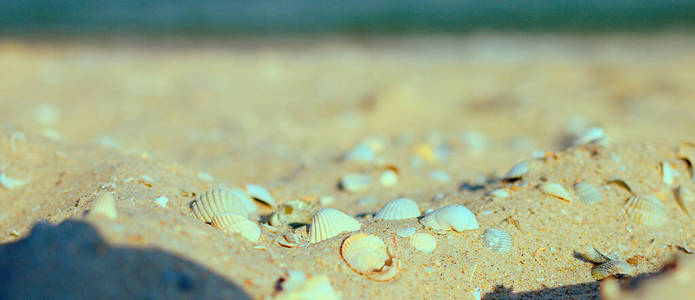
<box><xmin>211</xmin><ymin>213</ymin><xmax>261</xmax><ymax>242</ymax></box>
<box><xmin>374</xmin><ymin>198</ymin><xmax>420</xmax><ymax>221</ymax></box>
<box><xmin>309</xmin><ymin>208</ymin><xmax>361</xmax><ymax>243</ymax></box>
<box><xmin>574</xmin><ymin>182</ymin><xmax>603</xmax><ymax>205</ymax></box>
<box><xmin>503</xmin><ymin>161</ymin><xmax>528</xmax><ymax>180</ymax></box>
<box><xmin>660</xmin><ymin>161</ymin><xmax>675</xmax><ymax>187</ymax></box>
<box><xmin>270</xmin><ymin>199</ymin><xmax>318</xmax><ymax>227</ymax></box>
<box><xmin>540</xmin><ymin>182</ymin><xmax>573</xmax><ymax>202</ymax></box>
<box><xmin>396</xmin><ymin>227</ymin><xmax>416</xmax><ymax>238</ymax></box>
<box><xmin>339</xmin><ymin>173</ymin><xmax>373</xmax><ymax>192</ymax></box>
<box><xmin>573</xmin><ymin>127</ymin><xmax>606</xmax><ymax>146</ymax></box>
<box><xmin>340</xmin><ymin>233</ymin><xmax>390</xmax><ymax>274</ymax></box>
<box><xmin>190</xmin><ymin>188</ymin><xmax>255</xmax><ymax>222</ymax></box>
<box><xmin>410</xmin><ymin>233</ymin><xmax>436</xmax><ymax>253</ymax></box>
<box><xmin>89</xmin><ymin>192</ymin><xmax>117</xmax><ymax>220</ymax></box>
<box><xmin>675</xmin><ymin>186</ymin><xmax>694</xmax><ymax>217</ymax></box>
<box><xmin>243</xmin><ymin>183</ymin><xmax>276</xmax><ymax>207</ymax></box>
<box><xmin>482</xmin><ymin>228</ymin><xmax>512</xmax><ymax>253</ymax></box>
<box><xmin>591</xmin><ymin>260</ymin><xmax>633</xmax><ymax>280</ymax></box>
<box><xmin>624</xmin><ymin>195</ymin><xmax>667</xmax><ymax>227</ymax></box>
<box><xmin>419</xmin><ymin>204</ymin><xmax>479</xmax><ymax>232</ymax></box>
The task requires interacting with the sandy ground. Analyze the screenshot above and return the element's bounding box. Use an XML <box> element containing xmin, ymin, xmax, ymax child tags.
<box><xmin>1</xmin><ymin>34</ymin><xmax>694</xmax><ymax>299</ymax></box>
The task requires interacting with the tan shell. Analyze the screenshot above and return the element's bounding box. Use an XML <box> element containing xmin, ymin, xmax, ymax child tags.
<box><xmin>340</xmin><ymin>233</ymin><xmax>401</xmax><ymax>281</ymax></box>
<box><xmin>660</xmin><ymin>161</ymin><xmax>675</xmax><ymax>187</ymax></box>
<box><xmin>606</xmin><ymin>178</ymin><xmax>634</xmax><ymax>194</ymax></box>
<box><xmin>270</xmin><ymin>199</ymin><xmax>318</xmax><ymax>227</ymax></box>
<box><xmin>503</xmin><ymin>161</ymin><xmax>528</xmax><ymax>180</ymax></box>
<box><xmin>191</xmin><ymin>188</ymin><xmax>255</xmax><ymax>222</ymax></box>
<box><xmin>409</xmin><ymin>232</ymin><xmax>436</xmax><ymax>253</ymax></box>
<box><xmin>482</xmin><ymin>228</ymin><xmax>511</xmax><ymax>253</ymax></box>
<box><xmin>309</xmin><ymin>208</ymin><xmax>361</xmax><ymax>243</ymax></box>
<box><xmin>243</xmin><ymin>183</ymin><xmax>276</xmax><ymax>207</ymax></box>
<box><xmin>624</xmin><ymin>195</ymin><xmax>667</xmax><ymax>227</ymax></box>
<box><xmin>374</xmin><ymin>198</ymin><xmax>420</xmax><ymax>220</ymax></box>
<box><xmin>677</xmin><ymin>141</ymin><xmax>695</xmax><ymax>181</ymax></box>
<box><xmin>210</xmin><ymin>213</ymin><xmax>261</xmax><ymax>242</ymax></box>
<box><xmin>582</xmin><ymin>246</ymin><xmax>616</xmax><ymax>264</ymax></box>
<box><xmin>574</xmin><ymin>182</ymin><xmax>603</xmax><ymax>205</ymax></box>
<box><xmin>591</xmin><ymin>260</ymin><xmax>633</xmax><ymax>280</ymax></box>
<box><xmin>419</xmin><ymin>205</ymin><xmax>479</xmax><ymax>233</ymax></box>
<box><xmin>675</xmin><ymin>186</ymin><xmax>694</xmax><ymax>217</ymax></box>
<box><xmin>572</xmin><ymin>127</ymin><xmax>606</xmax><ymax>146</ymax></box>
<box><xmin>540</xmin><ymin>182</ymin><xmax>573</xmax><ymax>202</ymax></box>
<box><xmin>88</xmin><ymin>192</ymin><xmax>117</xmax><ymax>220</ymax></box>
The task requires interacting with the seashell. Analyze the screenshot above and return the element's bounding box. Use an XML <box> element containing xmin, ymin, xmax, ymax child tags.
<box><xmin>378</xmin><ymin>168</ymin><xmax>399</xmax><ymax>187</ymax></box>
<box><xmin>582</xmin><ymin>246</ymin><xmax>615</xmax><ymax>264</ymax></box>
<box><xmin>409</xmin><ymin>232</ymin><xmax>437</xmax><ymax>253</ymax></box>
<box><xmin>606</xmin><ymin>178</ymin><xmax>634</xmax><ymax>194</ymax></box>
<box><xmin>419</xmin><ymin>205</ymin><xmax>479</xmax><ymax>233</ymax></box>
<box><xmin>675</xmin><ymin>186</ymin><xmax>694</xmax><ymax>217</ymax></box>
<box><xmin>488</xmin><ymin>188</ymin><xmax>509</xmax><ymax>199</ymax></box>
<box><xmin>211</xmin><ymin>213</ymin><xmax>261</xmax><ymax>242</ymax></box>
<box><xmin>279</xmin><ymin>226</ymin><xmax>309</xmax><ymax>248</ymax></box>
<box><xmin>374</xmin><ymin>198</ymin><xmax>420</xmax><ymax>220</ymax></box>
<box><xmin>572</xmin><ymin>127</ymin><xmax>606</xmax><ymax>146</ymax></box>
<box><xmin>344</xmin><ymin>143</ymin><xmax>376</xmax><ymax>162</ymax></box>
<box><xmin>660</xmin><ymin>161</ymin><xmax>675</xmax><ymax>187</ymax></box>
<box><xmin>275</xmin><ymin>273</ymin><xmax>340</xmax><ymax>300</ymax></box>
<box><xmin>482</xmin><ymin>228</ymin><xmax>512</xmax><ymax>253</ymax></box>
<box><xmin>338</xmin><ymin>173</ymin><xmax>373</xmax><ymax>192</ymax></box>
<box><xmin>429</xmin><ymin>170</ymin><xmax>451</xmax><ymax>182</ymax></box>
<box><xmin>539</xmin><ymin>182</ymin><xmax>573</xmax><ymax>202</ymax></box>
<box><xmin>624</xmin><ymin>195</ymin><xmax>667</xmax><ymax>227</ymax></box>
<box><xmin>340</xmin><ymin>233</ymin><xmax>401</xmax><ymax>281</ymax></box>
<box><xmin>88</xmin><ymin>192</ymin><xmax>117</xmax><ymax>220</ymax></box>
<box><xmin>190</xmin><ymin>188</ymin><xmax>254</xmax><ymax>222</ymax></box>
<box><xmin>270</xmin><ymin>199</ymin><xmax>318</xmax><ymax>228</ymax></box>
<box><xmin>503</xmin><ymin>161</ymin><xmax>528</xmax><ymax>180</ymax></box>
<box><xmin>243</xmin><ymin>183</ymin><xmax>276</xmax><ymax>207</ymax></box>
<box><xmin>574</xmin><ymin>182</ymin><xmax>603</xmax><ymax>205</ymax></box>
<box><xmin>396</xmin><ymin>227</ymin><xmax>416</xmax><ymax>238</ymax></box>
<box><xmin>591</xmin><ymin>260</ymin><xmax>633</xmax><ymax>280</ymax></box>
<box><xmin>0</xmin><ymin>169</ymin><xmax>29</xmax><ymax>190</ymax></box>
<box><xmin>677</xmin><ymin>141</ymin><xmax>695</xmax><ymax>181</ymax></box>
<box><xmin>309</xmin><ymin>208</ymin><xmax>361</xmax><ymax>243</ymax></box>
<box><xmin>365</xmin><ymin>258</ymin><xmax>401</xmax><ymax>282</ymax></box>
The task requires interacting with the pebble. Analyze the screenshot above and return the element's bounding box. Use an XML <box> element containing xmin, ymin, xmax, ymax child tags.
<box><xmin>197</xmin><ymin>172</ymin><xmax>214</xmax><ymax>182</ymax></box>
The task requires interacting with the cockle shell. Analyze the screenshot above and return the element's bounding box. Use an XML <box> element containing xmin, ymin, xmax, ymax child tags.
<box><xmin>374</xmin><ymin>198</ymin><xmax>420</xmax><ymax>220</ymax></box>
<box><xmin>338</xmin><ymin>173</ymin><xmax>373</xmax><ymax>192</ymax></box>
<box><xmin>309</xmin><ymin>208</ymin><xmax>361</xmax><ymax>243</ymax></box>
<box><xmin>482</xmin><ymin>228</ymin><xmax>512</xmax><ymax>253</ymax></box>
<box><xmin>210</xmin><ymin>213</ymin><xmax>261</xmax><ymax>242</ymax></box>
<box><xmin>270</xmin><ymin>199</ymin><xmax>318</xmax><ymax>227</ymax></box>
<box><xmin>190</xmin><ymin>188</ymin><xmax>255</xmax><ymax>222</ymax></box>
<box><xmin>591</xmin><ymin>260</ymin><xmax>633</xmax><ymax>280</ymax></box>
<box><xmin>410</xmin><ymin>233</ymin><xmax>436</xmax><ymax>253</ymax></box>
<box><xmin>660</xmin><ymin>161</ymin><xmax>675</xmax><ymax>187</ymax></box>
<box><xmin>243</xmin><ymin>183</ymin><xmax>276</xmax><ymax>207</ymax></box>
<box><xmin>624</xmin><ymin>195</ymin><xmax>667</xmax><ymax>227</ymax></box>
<box><xmin>675</xmin><ymin>186</ymin><xmax>694</xmax><ymax>217</ymax></box>
<box><xmin>503</xmin><ymin>161</ymin><xmax>528</xmax><ymax>180</ymax></box>
<box><xmin>340</xmin><ymin>233</ymin><xmax>400</xmax><ymax>281</ymax></box>
<box><xmin>540</xmin><ymin>182</ymin><xmax>573</xmax><ymax>202</ymax></box>
<box><xmin>419</xmin><ymin>205</ymin><xmax>479</xmax><ymax>233</ymax></box>
<box><xmin>582</xmin><ymin>246</ymin><xmax>617</xmax><ymax>264</ymax></box>
<box><xmin>574</xmin><ymin>182</ymin><xmax>603</xmax><ymax>205</ymax></box>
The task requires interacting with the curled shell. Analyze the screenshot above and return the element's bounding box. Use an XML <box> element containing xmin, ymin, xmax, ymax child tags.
<box><xmin>270</xmin><ymin>199</ymin><xmax>318</xmax><ymax>228</ymax></box>
<box><xmin>606</xmin><ymin>178</ymin><xmax>634</xmax><ymax>194</ymax></box>
<box><xmin>540</xmin><ymin>182</ymin><xmax>573</xmax><ymax>202</ymax></box>
<box><xmin>309</xmin><ymin>208</ymin><xmax>361</xmax><ymax>243</ymax></box>
<box><xmin>574</xmin><ymin>182</ymin><xmax>603</xmax><ymax>205</ymax></box>
<box><xmin>88</xmin><ymin>192</ymin><xmax>117</xmax><ymax>220</ymax></box>
<box><xmin>410</xmin><ymin>232</ymin><xmax>437</xmax><ymax>253</ymax></box>
<box><xmin>211</xmin><ymin>213</ymin><xmax>261</xmax><ymax>242</ymax></box>
<box><xmin>374</xmin><ymin>198</ymin><xmax>420</xmax><ymax>221</ymax></box>
<box><xmin>419</xmin><ymin>205</ymin><xmax>479</xmax><ymax>233</ymax></box>
<box><xmin>675</xmin><ymin>186</ymin><xmax>694</xmax><ymax>217</ymax></box>
<box><xmin>340</xmin><ymin>233</ymin><xmax>400</xmax><ymax>281</ymax></box>
<box><xmin>482</xmin><ymin>228</ymin><xmax>512</xmax><ymax>253</ymax></box>
<box><xmin>338</xmin><ymin>173</ymin><xmax>373</xmax><ymax>192</ymax></box>
<box><xmin>572</xmin><ymin>127</ymin><xmax>606</xmax><ymax>146</ymax></box>
<box><xmin>190</xmin><ymin>188</ymin><xmax>255</xmax><ymax>222</ymax></box>
<box><xmin>396</xmin><ymin>227</ymin><xmax>416</xmax><ymax>238</ymax></box>
<box><xmin>677</xmin><ymin>141</ymin><xmax>695</xmax><ymax>181</ymax></box>
<box><xmin>624</xmin><ymin>195</ymin><xmax>667</xmax><ymax>227</ymax></box>
<box><xmin>660</xmin><ymin>161</ymin><xmax>675</xmax><ymax>187</ymax></box>
<box><xmin>503</xmin><ymin>161</ymin><xmax>528</xmax><ymax>180</ymax></box>
<box><xmin>243</xmin><ymin>183</ymin><xmax>276</xmax><ymax>207</ymax></box>
<box><xmin>591</xmin><ymin>260</ymin><xmax>633</xmax><ymax>280</ymax></box>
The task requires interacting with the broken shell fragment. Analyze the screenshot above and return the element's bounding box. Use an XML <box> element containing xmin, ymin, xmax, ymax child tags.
<box><xmin>410</xmin><ymin>232</ymin><xmax>437</xmax><ymax>253</ymax></box>
<box><xmin>243</xmin><ymin>183</ymin><xmax>276</xmax><ymax>207</ymax></box>
<box><xmin>338</xmin><ymin>173</ymin><xmax>373</xmax><ymax>192</ymax></box>
<box><xmin>190</xmin><ymin>188</ymin><xmax>255</xmax><ymax>222</ymax></box>
<box><xmin>482</xmin><ymin>228</ymin><xmax>512</xmax><ymax>253</ymax></box>
<box><xmin>279</xmin><ymin>226</ymin><xmax>310</xmax><ymax>248</ymax></box>
<box><xmin>211</xmin><ymin>213</ymin><xmax>261</xmax><ymax>242</ymax></box>
<box><xmin>340</xmin><ymin>233</ymin><xmax>400</xmax><ymax>281</ymax></box>
<box><xmin>539</xmin><ymin>182</ymin><xmax>574</xmax><ymax>202</ymax></box>
<box><xmin>419</xmin><ymin>205</ymin><xmax>479</xmax><ymax>233</ymax></box>
<box><xmin>88</xmin><ymin>192</ymin><xmax>117</xmax><ymax>220</ymax></box>
<box><xmin>270</xmin><ymin>199</ymin><xmax>318</xmax><ymax>228</ymax></box>
<box><xmin>503</xmin><ymin>161</ymin><xmax>528</xmax><ymax>180</ymax></box>
<box><xmin>574</xmin><ymin>182</ymin><xmax>603</xmax><ymax>205</ymax></box>
<box><xmin>396</xmin><ymin>227</ymin><xmax>416</xmax><ymax>238</ymax></box>
<box><xmin>591</xmin><ymin>260</ymin><xmax>633</xmax><ymax>280</ymax></box>
<box><xmin>675</xmin><ymin>186</ymin><xmax>694</xmax><ymax>217</ymax></box>
<box><xmin>624</xmin><ymin>195</ymin><xmax>667</xmax><ymax>227</ymax></box>
<box><xmin>309</xmin><ymin>208</ymin><xmax>361</xmax><ymax>243</ymax></box>
<box><xmin>374</xmin><ymin>198</ymin><xmax>420</xmax><ymax>221</ymax></box>
<box><xmin>660</xmin><ymin>161</ymin><xmax>675</xmax><ymax>187</ymax></box>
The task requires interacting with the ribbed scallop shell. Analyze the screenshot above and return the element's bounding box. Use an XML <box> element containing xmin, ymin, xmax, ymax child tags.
<box><xmin>624</xmin><ymin>195</ymin><xmax>667</xmax><ymax>227</ymax></box>
<box><xmin>503</xmin><ymin>161</ymin><xmax>528</xmax><ymax>180</ymax></box>
<box><xmin>270</xmin><ymin>199</ymin><xmax>318</xmax><ymax>227</ymax></box>
<box><xmin>675</xmin><ymin>186</ymin><xmax>694</xmax><ymax>217</ymax></box>
<box><xmin>482</xmin><ymin>228</ymin><xmax>512</xmax><ymax>253</ymax></box>
<box><xmin>309</xmin><ymin>208</ymin><xmax>361</xmax><ymax>243</ymax></box>
<box><xmin>243</xmin><ymin>183</ymin><xmax>276</xmax><ymax>207</ymax></box>
<box><xmin>574</xmin><ymin>182</ymin><xmax>602</xmax><ymax>205</ymax></box>
<box><xmin>410</xmin><ymin>233</ymin><xmax>436</xmax><ymax>253</ymax></box>
<box><xmin>591</xmin><ymin>260</ymin><xmax>633</xmax><ymax>280</ymax></box>
<box><xmin>340</xmin><ymin>233</ymin><xmax>390</xmax><ymax>274</ymax></box>
<box><xmin>374</xmin><ymin>198</ymin><xmax>420</xmax><ymax>220</ymax></box>
<box><xmin>540</xmin><ymin>182</ymin><xmax>573</xmax><ymax>202</ymax></box>
<box><xmin>210</xmin><ymin>213</ymin><xmax>261</xmax><ymax>242</ymax></box>
<box><xmin>190</xmin><ymin>188</ymin><xmax>255</xmax><ymax>222</ymax></box>
<box><xmin>419</xmin><ymin>205</ymin><xmax>479</xmax><ymax>232</ymax></box>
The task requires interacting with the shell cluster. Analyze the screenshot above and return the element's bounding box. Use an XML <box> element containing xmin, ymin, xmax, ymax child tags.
<box><xmin>190</xmin><ymin>187</ymin><xmax>266</xmax><ymax>242</ymax></box>
<box><xmin>340</xmin><ymin>233</ymin><xmax>400</xmax><ymax>281</ymax></box>
<box><xmin>419</xmin><ymin>205</ymin><xmax>479</xmax><ymax>233</ymax></box>
<box><xmin>374</xmin><ymin>198</ymin><xmax>420</xmax><ymax>221</ymax></box>
<box><xmin>309</xmin><ymin>208</ymin><xmax>361</xmax><ymax>243</ymax></box>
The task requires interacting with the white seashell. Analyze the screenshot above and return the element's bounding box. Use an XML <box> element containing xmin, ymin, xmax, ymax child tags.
<box><xmin>409</xmin><ymin>233</ymin><xmax>436</xmax><ymax>253</ymax></box>
<box><xmin>488</xmin><ymin>188</ymin><xmax>510</xmax><ymax>199</ymax></box>
<box><xmin>243</xmin><ymin>183</ymin><xmax>276</xmax><ymax>207</ymax></box>
<box><xmin>419</xmin><ymin>205</ymin><xmax>479</xmax><ymax>232</ymax></box>
<box><xmin>677</xmin><ymin>141</ymin><xmax>695</xmax><ymax>181</ymax></box>
<box><xmin>0</xmin><ymin>170</ymin><xmax>29</xmax><ymax>190</ymax></box>
<box><xmin>675</xmin><ymin>186</ymin><xmax>694</xmax><ymax>217</ymax></box>
<box><xmin>88</xmin><ymin>192</ymin><xmax>117</xmax><ymax>220</ymax></box>
<box><xmin>190</xmin><ymin>188</ymin><xmax>255</xmax><ymax>223</ymax></box>
<box><xmin>378</xmin><ymin>169</ymin><xmax>399</xmax><ymax>187</ymax></box>
<box><xmin>539</xmin><ymin>182</ymin><xmax>573</xmax><ymax>202</ymax></box>
<box><xmin>318</xmin><ymin>195</ymin><xmax>335</xmax><ymax>206</ymax></box>
<box><xmin>591</xmin><ymin>260</ymin><xmax>633</xmax><ymax>280</ymax></box>
<box><xmin>572</xmin><ymin>127</ymin><xmax>606</xmax><ymax>146</ymax></box>
<box><xmin>154</xmin><ymin>196</ymin><xmax>168</xmax><ymax>208</ymax></box>
<box><xmin>344</xmin><ymin>143</ymin><xmax>376</xmax><ymax>162</ymax></box>
<box><xmin>624</xmin><ymin>195</ymin><xmax>667</xmax><ymax>227</ymax></box>
<box><xmin>374</xmin><ymin>198</ymin><xmax>420</xmax><ymax>220</ymax></box>
<box><xmin>270</xmin><ymin>199</ymin><xmax>318</xmax><ymax>227</ymax></box>
<box><xmin>660</xmin><ymin>161</ymin><xmax>674</xmax><ymax>187</ymax></box>
<box><xmin>503</xmin><ymin>161</ymin><xmax>528</xmax><ymax>180</ymax></box>
<box><xmin>309</xmin><ymin>208</ymin><xmax>361</xmax><ymax>243</ymax></box>
<box><xmin>429</xmin><ymin>170</ymin><xmax>451</xmax><ymax>182</ymax></box>
<box><xmin>582</xmin><ymin>246</ymin><xmax>615</xmax><ymax>264</ymax></box>
<box><xmin>275</xmin><ymin>274</ymin><xmax>340</xmax><ymax>300</ymax></box>
<box><xmin>340</xmin><ymin>233</ymin><xmax>390</xmax><ymax>274</ymax></box>
<box><xmin>574</xmin><ymin>182</ymin><xmax>603</xmax><ymax>205</ymax></box>
<box><xmin>338</xmin><ymin>173</ymin><xmax>373</xmax><ymax>192</ymax></box>
<box><xmin>396</xmin><ymin>227</ymin><xmax>416</xmax><ymax>238</ymax></box>
<box><xmin>482</xmin><ymin>228</ymin><xmax>512</xmax><ymax>253</ymax></box>
<box><xmin>211</xmin><ymin>213</ymin><xmax>261</xmax><ymax>242</ymax></box>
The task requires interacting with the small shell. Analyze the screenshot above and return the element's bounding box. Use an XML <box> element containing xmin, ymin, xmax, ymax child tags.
<box><xmin>675</xmin><ymin>186</ymin><xmax>694</xmax><ymax>217</ymax></box>
<box><xmin>88</xmin><ymin>192</ymin><xmax>117</xmax><ymax>220</ymax></box>
<box><xmin>573</xmin><ymin>127</ymin><xmax>606</xmax><ymax>146</ymax></box>
<box><xmin>677</xmin><ymin>141</ymin><xmax>695</xmax><ymax>181</ymax></box>
<box><xmin>270</xmin><ymin>199</ymin><xmax>318</xmax><ymax>227</ymax></box>
<box><xmin>660</xmin><ymin>161</ymin><xmax>675</xmax><ymax>187</ymax></box>
<box><xmin>374</xmin><ymin>198</ymin><xmax>420</xmax><ymax>220</ymax></box>
<box><xmin>396</xmin><ymin>227</ymin><xmax>416</xmax><ymax>238</ymax></box>
<box><xmin>275</xmin><ymin>274</ymin><xmax>340</xmax><ymax>300</ymax></box>
<box><xmin>574</xmin><ymin>182</ymin><xmax>603</xmax><ymax>205</ymax></box>
<box><xmin>419</xmin><ymin>205</ymin><xmax>479</xmax><ymax>232</ymax></box>
<box><xmin>0</xmin><ymin>171</ymin><xmax>29</xmax><ymax>190</ymax></box>
<box><xmin>338</xmin><ymin>173</ymin><xmax>373</xmax><ymax>192</ymax></box>
<box><xmin>211</xmin><ymin>213</ymin><xmax>261</xmax><ymax>242</ymax></box>
<box><xmin>503</xmin><ymin>161</ymin><xmax>528</xmax><ymax>180</ymax></box>
<box><xmin>482</xmin><ymin>228</ymin><xmax>512</xmax><ymax>253</ymax></box>
<box><xmin>344</xmin><ymin>143</ymin><xmax>376</xmax><ymax>162</ymax></box>
<box><xmin>488</xmin><ymin>188</ymin><xmax>510</xmax><ymax>199</ymax></box>
<box><xmin>606</xmin><ymin>178</ymin><xmax>634</xmax><ymax>194</ymax></box>
<box><xmin>624</xmin><ymin>195</ymin><xmax>667</xmax><ymax>227</ymax></box>
<box><xmin>378</xmin><ymin>169</ymin><xmax>399</xmax><ymax>187</ymax></box>
<box><xmin>243</xmin><ymin>183</ymin><xmax>276</xmax><ymax>207</ymax></box>
<box><xmin>591</xmin><ymin>260</ymin><xmax>633</xmax><ymax>280</ymax></box>
<box><xmin>190</xmin><ymin>188</ymin><xmax>255</xmax><ymax>222</ymax></box>
<box><xmin>365</xmin><ymin>258</ymin><xmax>401</xmax><ymax>282</ymax></box>
<box><xmin>340</xmin><ymin>233</ymin><xmax>390</xmax><ymax>274</ymax></box>
<box><xmin>540</xmin><ymin>182</ymin><xmax>573</xmax><ymax>202</ymax></box>
<box><xmin>582</xmin><ymin>247</ymin><xmax>615</xmax><ymax>264</ymax></box>
<box><xmin>410</xmin><ymin>233</ymin><xmax>437</xmax><ymax>253</ymax></box>
<box><xmin>309</xmin><ymin>208</ymin><xmax>361</xmax><ymax>243</ymax></box>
